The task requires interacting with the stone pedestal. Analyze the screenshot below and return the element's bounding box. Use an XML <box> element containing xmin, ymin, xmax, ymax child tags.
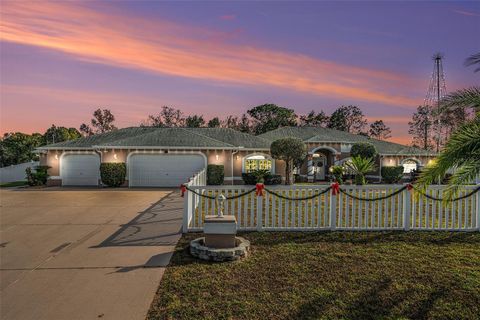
<box><xmin>204</xmin><ymin>215</ymin><xmax>237</xmax><ymax>248</ymax></box>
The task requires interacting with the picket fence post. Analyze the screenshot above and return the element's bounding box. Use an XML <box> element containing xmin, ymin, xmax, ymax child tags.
<box><xmin>182</xmin><ymin>185</ymin><xmax>191</xmax><ymax>233</ymax></box>
<box><xmin>256</xmin><ymin>195</ymin><xmax>263</xmax><ymax>231</ymax></box>
<box><xmin>403</xmin><ymin>188</ymin><xmax>411</xmax><ymax>231</ymax></box>
<box><xmin>329</xmin><ymin>192</ymin><xmax>337</xmax><ymax>231</ymax></box>
<box><xmin>476</xmin><ymin>188</ymin><xmax>480</xmax><ymax>231</ymax></box>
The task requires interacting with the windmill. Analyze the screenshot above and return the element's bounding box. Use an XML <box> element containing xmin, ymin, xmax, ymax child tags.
<box><xmin>423</xmin><ymin>53</ymin><xmax>447</xmax><ymax>152</ymax></box>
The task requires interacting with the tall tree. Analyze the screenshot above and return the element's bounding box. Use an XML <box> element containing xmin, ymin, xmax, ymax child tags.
<box><xmin>142</xmin><ymin>106</ymin><xmax>185</xmax><ymax>127</ymax></box>
<box><xmin>270</xmin><ymin>137</ymin><xmax>306</xmax><ymax>185</ymax></box>
<box><xmin>80</xmin><ymin>108</ymin><xmax>117</xmax><ymax>135</ymax></box>
<box><xmin>247</xmin><ymin>104</ymin><xmax>297</xmax><ymax>135</ymax></box>
<box><xmin>207</xmin><ymin>117</ymin><xmax>221</xmax><ymax>128</ymax></box>
<box><xmin>222</xmin><ymin>114</ymin><xmax>252</xmax><ymax>133</ymax></box>
<box><xmin>408</xmin><ymin>105</ymin><xmax>434</xmax><ymax>150</ymax></box>
<box><xmin>368</xmin><ymin>120</ymin><xmax>392</xmax><ymax>140</ymax></box>
<box><xmin>327</xmin><ymin>105</ymin><xmax>367</xmax><ymax>134</ymax></box>
<box><xmin>185</xmin><ymin>115</ymin><xmax>205</xmax><ymax>128</ymax></box>
<box><xmin>298</xmin><ymin>110</ymin><xmax>328</xmax><ymax>127</ymax></box>
<box><xmin>0</xmin><ymin>132</ymin><xmax>43</xmax><ymax>167</ymax></box>
<box><xmin>43</xmin><ymin>125</ymin><xmax>81</xmax><ymax>144</ymax></box>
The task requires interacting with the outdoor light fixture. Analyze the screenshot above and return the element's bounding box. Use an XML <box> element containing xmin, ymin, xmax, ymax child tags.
<box><xmin>216</xmin><ymin>154</ymin><xmax>219</xmax><ymax>161</ymax></box>
<box><xmin>54</xmin><ymin>154</ymin><xmax>58</xmax><ymax>160</ymax></box>
<box><xmin>113</xmin><ymin>153</ymin><xmax>117</xmax><ymax>160</ymax></box>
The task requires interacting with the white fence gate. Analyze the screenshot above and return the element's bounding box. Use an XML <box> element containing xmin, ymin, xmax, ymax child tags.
<box><xmin>183</xmin><ymin>173</ymin><xmax>480</xmax><ymax>233</ymax></box>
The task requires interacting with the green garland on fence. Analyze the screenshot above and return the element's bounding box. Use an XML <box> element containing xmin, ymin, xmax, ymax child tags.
<box><xmin>184</xmin><ymin>185</ymin><xmax>256</xmax><ymax>200</ymax></box>
<box><xmin>411</xmin><ymin>185</ymin><xmax>480</xmax><ymax>202</ymax></box>
<box><xmin>264</xmin><ymin>187</ymin><xmax>331</xmax><ymax>201</ymax></box>
<box><xmin>338</xmin><ymin>185</ymin><xmax>408</xmax><ymax>202</ymax></box>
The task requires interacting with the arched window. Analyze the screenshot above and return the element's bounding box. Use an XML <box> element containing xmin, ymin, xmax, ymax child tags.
<box><xmin>402</xmin><ymin>159</ymin><xmax>418</xmax><ymax>173</ymax></box>
<box><xmin>243</xmin><ymin>154</ymin><xmax>272</xmax><ymax>173</ymax></box>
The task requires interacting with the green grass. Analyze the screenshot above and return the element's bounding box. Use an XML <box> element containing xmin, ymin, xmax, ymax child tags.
<box><xmin>0</xmin><ymin>181</ymin><xmax>27</xmax><ymax>188</ymax></box>
<box><xmin>147</xmin><ymin>232</ymin><xmax>480</xmax><ymax>320</ymax></box>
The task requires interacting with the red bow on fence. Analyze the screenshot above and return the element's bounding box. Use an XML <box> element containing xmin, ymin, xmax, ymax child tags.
<box><xmin>180</xmin><ymin>184</ymin><xmax>187</xmax><ymax>197</ymax></box>
<box><xmin>406</xmin><ymin>183</ymin><xmax>413</xmax><ymax>191</ymax></box>
<box><xmin>256</xmin><ymin>183</ymin><xmax>265</xmax><ymax>196</ymax></box>
<box><xmin>331</xmin><ymin>182</ymin><xmax>340</xmax><ymax>196</ymax></box>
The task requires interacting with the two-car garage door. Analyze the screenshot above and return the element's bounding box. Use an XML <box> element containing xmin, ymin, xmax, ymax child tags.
<box><xmin>128</xmin><ymin>154</ymin><xmax>205</xmax><ymax>187</ymax></box>
<box><xmin>61</xmin><ymin>153</ymin><xmax>205</xmax><ymax>187</ymax></box>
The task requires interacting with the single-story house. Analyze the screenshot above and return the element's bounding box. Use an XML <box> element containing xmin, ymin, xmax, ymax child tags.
<box><xmin>37</xmin><ymin>126</ymin><xmax>435</xmax><ymax>187</ymax></box>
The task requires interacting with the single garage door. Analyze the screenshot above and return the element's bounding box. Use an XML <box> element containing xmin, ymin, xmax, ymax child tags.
<box><xmin>129</xmin><ymin>154</ymin><xmax>205</xmax><ymax>187</ymax></box>
<box><xmin>61</xmin><ymin>154</ymin><xmax>100</xmax><ymax>186</ymax></box>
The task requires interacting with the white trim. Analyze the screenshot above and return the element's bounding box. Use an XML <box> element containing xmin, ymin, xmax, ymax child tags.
<box><xmin>309</xmin><ymin>145</ymin><xmax>339</xmax><ymax>155</ymax></box>
<box><xmin>400</xmin><ymin>157</ymin><xmax>422</xmax><ymax>166</ymax></box>
<box><xmin>242</xmin><ymin>152</ymin><xmax>275</xmax><ymax>173</ymax></box>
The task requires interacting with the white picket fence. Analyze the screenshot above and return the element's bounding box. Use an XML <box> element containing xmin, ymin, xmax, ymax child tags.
<box><xmin>183</xmin><ymin>174</ymin><xmax>480</xmax><ymax>233</ymax></box>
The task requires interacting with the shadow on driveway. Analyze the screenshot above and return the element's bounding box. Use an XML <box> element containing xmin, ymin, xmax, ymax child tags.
<box><xmin>94</xmin><ymin>191</ymin><xmax>183</xmax><ymax>247</ymax></box>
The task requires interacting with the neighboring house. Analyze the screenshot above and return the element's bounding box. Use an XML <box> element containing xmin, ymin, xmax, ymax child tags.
<box><xmin>37</xmin><ymin>126</ymin><xmax>435</xmax><ymax>187</ymax></box>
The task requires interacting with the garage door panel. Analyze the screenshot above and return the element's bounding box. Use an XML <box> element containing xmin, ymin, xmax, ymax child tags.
<box><xmin>129</xmin><ymin>154</ymin><xmax>205</xmax><ymax>187</ymax></box>
<box><xmin>61</xmin><ymin>154</ymin><xmax>100</xmax><ymax>186</ymax></box>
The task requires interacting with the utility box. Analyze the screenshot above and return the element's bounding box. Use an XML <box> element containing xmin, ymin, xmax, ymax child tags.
<box><xmin>203</xmin><ymin>215</ymin><xmax>237</xmax><ymax>248</ymax></box>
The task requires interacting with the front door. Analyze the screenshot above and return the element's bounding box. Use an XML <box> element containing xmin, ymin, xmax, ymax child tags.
<box><xmin>313</xmin><ymin>157</ymin><xmax>326</xmax><ymax>181</ymax></box>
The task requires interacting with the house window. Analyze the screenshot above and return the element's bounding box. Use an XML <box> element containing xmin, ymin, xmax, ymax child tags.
<box><xmin>244</xmin><ymin>155</ymin><xmax>272</xmax><ymax>173</ymax></box>
<box><xmin>402</xmin><ymin>159</ymin><xmax>418</xmax><ymax>173</ymax></box>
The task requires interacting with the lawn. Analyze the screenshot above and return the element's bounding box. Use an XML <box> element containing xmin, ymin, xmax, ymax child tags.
<box><xmin>147</xmin><ymin>232</ymin><xmax>480</xmax><ymax>320</ymax></box>
<box><xmin>0</xmin><ymin>181</ymin><xmax>27</xmax><ymax>188</ymax></box>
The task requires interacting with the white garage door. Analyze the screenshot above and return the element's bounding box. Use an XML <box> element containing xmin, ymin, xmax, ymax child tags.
<box><xmin>129</xmin><ymin>154</ymin><xmax>205</xmax><ymax>187</ymax></box>
<box><xmin>61</xmin><ymin>154</ymin><xmax>100</xmax><ymax>186</ymax></box>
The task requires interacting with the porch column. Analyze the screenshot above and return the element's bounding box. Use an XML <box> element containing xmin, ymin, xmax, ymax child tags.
<box><xmin>307</xmin><ymin>154</ymin><xmax>314</xmax><ymax>182</ymax></box>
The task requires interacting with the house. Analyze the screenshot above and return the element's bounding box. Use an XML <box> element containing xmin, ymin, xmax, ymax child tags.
<box><xmin>37</xmin><ymin>126</ymin><xmax>435</xmax><ymax>187</ymax></box>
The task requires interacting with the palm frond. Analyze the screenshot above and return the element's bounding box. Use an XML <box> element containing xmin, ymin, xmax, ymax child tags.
<box><xmin>437</xmin><ymin>87</ymin><xmax>480</xmax><ymax>114</ymax></box>
<box><xmin>464</xmin><ymin>52</ymin><xmax>480</xmax><ymax>72</ymax></box>
<box><xmin>417</xmin><ymin>119</ymin><xmax>480</xmax><ymax>198</ymax></box>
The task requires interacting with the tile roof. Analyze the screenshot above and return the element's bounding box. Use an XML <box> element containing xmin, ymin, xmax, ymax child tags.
<box><xmin>259</xmin><ymin>126</ymin><xmax>434</xmax><ymax>156</ymax></box>
<box><xmin>38</xmin><ymin>127</ymin><xmax>270</xmax><ymax>150</ymax></box>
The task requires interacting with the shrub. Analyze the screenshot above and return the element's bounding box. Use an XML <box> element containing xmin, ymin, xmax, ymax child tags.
<box><xmin>207</xmin><ymin>164</ymin><xmax>224</xmax><ymax>185</ymax></box>
<box><xmin>381</xmin><ymin>166</ymin><xmax>404</xmax><ymax>184</ymax></box>
<box><xmin>100</xmin><ymin>163</ymin><xmax>126</xmax><ymax>187</ymax></box>
<box><xmin>350</xmin><ymin>142</ymin><xmax>377</xmax><ymax>160</ymax></box>
<box><xmin>330</xmin><ymin>165</ymin><xmax>344</xmax><ymax>184</ymax></box>
<box><xmin>264</xmin><ymin>174</ymin><xmax>282</xmax><ymax>185</ymax></box>
<box><xmin>242</xmin><ymin>169</ymin><xmax>281</xmax><ymax>185</ymax></box>
<box><xmin>345</xmin><ymin>156</ymin><xmax>376</xmax><ymax>185</ymax></box>
<box><xmin>25</xmin><ymin>165</ymin><xmax>50</xmax><ymax>186</ymax></box>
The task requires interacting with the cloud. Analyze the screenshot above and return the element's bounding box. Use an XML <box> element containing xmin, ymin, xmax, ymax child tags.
<box><xmin>453</xmin><ymin>9</ymin><xmax>480</xmax><ymax>17</ymax></box>
<box><xmin>220</xmin><ymin>14</ymin><xmax>236</xmax><ymax>21</ymax></box>
<box><xmin>0</xmin><ymin>2</ymin><xmax>420</xmax><ymax>107</ymax></box>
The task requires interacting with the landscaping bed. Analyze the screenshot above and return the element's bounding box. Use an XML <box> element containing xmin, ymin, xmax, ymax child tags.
<box><xmin>147</xmin><ymin>231</ymin><xmax>480</xmax><ymax>320</ymax></box>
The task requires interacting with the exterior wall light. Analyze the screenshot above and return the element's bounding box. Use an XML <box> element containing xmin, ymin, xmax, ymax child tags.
<box><xmin>216</xmin><ymin>154</ymin><xmax>219</xmax><ymax>161</ymax></box>
<box><xmin>113</xmin><ymin>153</ymin><xmax>118</xmax><ymax>160</ymax></box>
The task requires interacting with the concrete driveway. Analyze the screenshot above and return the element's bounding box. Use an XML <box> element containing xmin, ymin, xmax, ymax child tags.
<box><xmin>0</xmin><ymin>188</ymin><xmax>183</xmax><ymax>320</ymax></box>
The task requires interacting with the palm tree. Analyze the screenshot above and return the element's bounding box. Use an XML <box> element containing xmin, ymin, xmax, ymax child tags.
<box><xmin>417</xmin><ymin>53</ymin><xmax>480</xmax><ymax>199</ymax></box>
<box><xmin>416</xmin><ymin>118</ymin><xmax>480</xmax><ymax>199</ymax></box>
<box><xmin>345</xmin><ymin>156</ymin><xmax>376</xmax><ymax>185</ymax></box>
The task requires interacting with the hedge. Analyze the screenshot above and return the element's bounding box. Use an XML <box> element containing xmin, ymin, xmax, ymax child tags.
<box><xmin>207</xmin><ymin>164</ymin><xmax>224</xmax><ymax>185</ymax></box>
<box><xmin>100</xmin><ymin>163</ymin><xmax>126</xmax><ymax>187</ymax></box>
<box><xmin>242</xmin><ymin>169</ymin><xmax>282</xmax><ymax>185</ymax></box>
<box><xmin>381</xmin><ymin>166</ymin><xmax>404</xmax><ymax>184</ymax></box>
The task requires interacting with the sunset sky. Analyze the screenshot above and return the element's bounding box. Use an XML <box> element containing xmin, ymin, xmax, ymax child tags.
<box><xmin>1</xmin><ymin>1</ymin><xmax>479</xmax><ymax>144</ymax></box>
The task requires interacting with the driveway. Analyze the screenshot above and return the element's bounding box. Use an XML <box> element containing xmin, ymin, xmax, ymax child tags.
<box><xmin>0</xmin><ymin>188</ymin><xmax>183</xmax><ymax>320</ymax></box>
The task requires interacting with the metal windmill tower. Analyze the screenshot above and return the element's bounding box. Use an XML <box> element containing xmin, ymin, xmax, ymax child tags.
<box><xmin>424</xmin><ymin>53</ymin><xmax>447</xmax><ymax>152</ymax></box>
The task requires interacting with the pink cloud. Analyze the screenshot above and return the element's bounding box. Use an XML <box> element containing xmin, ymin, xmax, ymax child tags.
<box><xmin>1</xmin><ymin>1</ymin><xmax>421</xmax><ymax>112</ymax></box>
<box><xmin>453</xmin><ymin>9</ymin><xmax>480</xmax><ymax>17</ymax></box>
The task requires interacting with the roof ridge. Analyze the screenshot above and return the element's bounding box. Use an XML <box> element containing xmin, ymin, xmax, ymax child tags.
<box><xmin>181</xmin><ymin>127</ymin><xmax>236</xmax><ymax>147</ymax></box>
